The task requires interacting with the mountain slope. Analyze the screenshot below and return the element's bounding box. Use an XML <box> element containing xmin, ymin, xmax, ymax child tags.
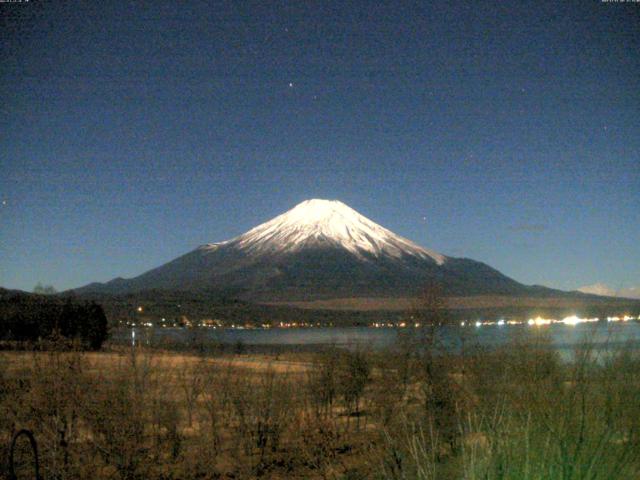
<box><xmin>75</xmin><ymin>199</ymin><xmax>537</xmax><ymax>300</ymax></box>
<box><xmin>225</xmin><ymin>199</ymin><xmax>446</xmax><ymax>264</ymax></box>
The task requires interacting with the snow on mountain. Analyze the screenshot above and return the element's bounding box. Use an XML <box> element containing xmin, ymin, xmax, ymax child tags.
<box><xmin>200</xmin><ymin>199</ymin><xmax>446</xmax><ymax>265</ymax></box>
<box><xmin>577</xmin><ymin>283</ymin><xmax>616</xmax><ymax>297</ymax></box>
<box><xmin>577</xmin><ymin>283</ymin><xmax>640</xmax><ymax>299</ymax></box>
<box><xmin>75</xmin><ymin>198</ymin><xmax>536</xmax><ymax>299</ymax></box>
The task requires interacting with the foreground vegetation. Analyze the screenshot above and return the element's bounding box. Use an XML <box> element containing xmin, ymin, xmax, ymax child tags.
<box><xmin>1</xmin><ymin>328</ymin><xmax>640</xmax><ymax>479</ymax></box>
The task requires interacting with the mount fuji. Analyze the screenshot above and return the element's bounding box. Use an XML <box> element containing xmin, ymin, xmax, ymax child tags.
<box><xmin>76</xmin><ymin>199</ymin><xmax>540</xmax><ymax>300</ymax></box>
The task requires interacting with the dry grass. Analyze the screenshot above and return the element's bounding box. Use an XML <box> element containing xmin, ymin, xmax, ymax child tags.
<box><xmin>264</xmin><ymin>295</ymin><xmax>639</xmax><ymax>311</ymax></box>
<box><xmin>1</xmin><ymin>350</ymin><xmax>311</xmax><ymax>375</ymax></box>
<box><xmin>1</xmin><ymin>333</ymin><xmax>640</xmax><ymax>479</ymax></box>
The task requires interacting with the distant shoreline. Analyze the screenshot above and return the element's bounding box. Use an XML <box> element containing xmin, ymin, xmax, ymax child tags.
<box><xmin>264</xmin><ymin>294</ymin><xmax>640</xmax><ymax>311</ymax></box>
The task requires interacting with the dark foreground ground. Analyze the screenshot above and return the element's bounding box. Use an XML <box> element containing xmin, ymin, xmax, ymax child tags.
<box><xmin>2</xmin><ymin>330</ymin><xmax>640</xmax><ymax>479</ymax></box>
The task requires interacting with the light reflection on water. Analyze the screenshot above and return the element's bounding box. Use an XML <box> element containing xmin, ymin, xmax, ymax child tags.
<box><xmin>118</xmin><ymin>322</ymin><xmax>640</xmax><ymax>360</ymax></box>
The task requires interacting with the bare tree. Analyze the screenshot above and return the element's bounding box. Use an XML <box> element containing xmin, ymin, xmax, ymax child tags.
<box><xmin>337</xmin><ymin>349</ymin><xmax>371</xmax><ymax>431</ymax></box>
<box><xmin>178</xmin><ymin>361</ymin><xmax>204</xmax><ymax>428</ymax></box>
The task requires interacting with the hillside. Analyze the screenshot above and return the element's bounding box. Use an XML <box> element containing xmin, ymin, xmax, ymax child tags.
<box><xmin>75</xmin><ymin>199</ymin><xmax>554</xmax><ymax>301</ymax></box>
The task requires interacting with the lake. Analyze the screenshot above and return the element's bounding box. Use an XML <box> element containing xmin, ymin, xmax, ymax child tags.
<box><xmin>117</xmin><ymin>321</ymin><xmax>640</xmax><ymax>359</ymax></box>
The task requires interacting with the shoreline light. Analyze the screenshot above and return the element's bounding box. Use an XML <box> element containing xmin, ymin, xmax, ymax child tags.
<box><xmin>561</xmin><ymin>315</ymin><xmax>598</xmax><ymax>326</ymax></box>
<box><xmin>561</xmin><ymin>315</ymin><xmax>581</xmax><ymax>326</ymax></box>
<box><xmin>528</xmin><ymin>316</ymin><xmax>552</xmax><ymax>326</ymax></box>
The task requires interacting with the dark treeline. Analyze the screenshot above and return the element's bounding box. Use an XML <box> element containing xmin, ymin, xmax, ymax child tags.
<box><xmin>0</xmin><ymin>289</ymin><xmax>108</xmax><ymax>350</ymax></box>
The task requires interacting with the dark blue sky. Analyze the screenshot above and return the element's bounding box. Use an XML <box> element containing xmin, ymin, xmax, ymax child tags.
<box><xmin>1</xmin><ymin>0</ymin><xmax>638</xmax><ymax>293</ymax></box>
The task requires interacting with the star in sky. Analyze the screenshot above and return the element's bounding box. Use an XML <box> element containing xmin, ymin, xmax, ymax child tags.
<box><xmin>1</xmin><ymin>1</ymin><xmax>638</xmax><ymax>293</ymax></box>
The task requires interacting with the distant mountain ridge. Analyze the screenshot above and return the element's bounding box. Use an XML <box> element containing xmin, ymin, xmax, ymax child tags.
<box><xmin>74</xmin><ymin>199</ymin><xmax>571</xmax><ymax>300</ymax></box>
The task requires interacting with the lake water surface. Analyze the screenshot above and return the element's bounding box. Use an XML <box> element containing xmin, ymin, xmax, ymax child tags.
<box><xmin>120</xmin><ymin>321</ymin><xmax>640</xmax><ymax>359</ymax></box>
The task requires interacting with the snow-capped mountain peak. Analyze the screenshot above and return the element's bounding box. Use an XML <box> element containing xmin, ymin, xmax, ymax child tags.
<box><xmin>209</xmin><ymin>199</ymin><xmax>445</xmax><ymax>264</ymax></box>
<box><xmin>76</xmin><ymin>198</ymin><xmax>540</xmax><ymax>299</ymax></box>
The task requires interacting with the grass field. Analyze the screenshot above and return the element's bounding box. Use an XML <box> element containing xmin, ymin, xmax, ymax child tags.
<box><xmin>265</xmin><ymin>294</ymin><xmax>640</xmax><ymax>312</ymax></box>
<box><xmin>2</xmin><ymin>330</ymin><xmax>640</xmax><ymax>479</ymax></box>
